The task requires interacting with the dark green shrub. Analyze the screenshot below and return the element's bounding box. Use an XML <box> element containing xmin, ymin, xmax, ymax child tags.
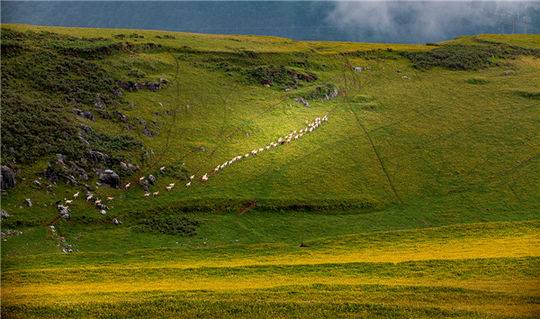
<box><xmin>133</xmin><ymin>216</ymin><xmax>200</xmax><ymax>236</ymax></box>
<box><xmin>246</xmin><ymin>65</ymin><xmax>317</xmax><ymax>88</ymax></box>
<box><xmin>402</xmin><ymin>43</ymin><xmax>540</xmax><ymax>70</ymax></box>
<box><xmin>514</xmin><ymin>91</ymin><xmax>540</xmax><ymax>100</ymax></box>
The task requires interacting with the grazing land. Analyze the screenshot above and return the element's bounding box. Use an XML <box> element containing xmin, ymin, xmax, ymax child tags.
<box><xmin>1</xmin><ymin>24</ymin><xmax>539</xmax><ymax>318</ymax></box>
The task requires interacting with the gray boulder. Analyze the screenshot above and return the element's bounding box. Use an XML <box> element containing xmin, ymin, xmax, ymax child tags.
<box><xmin>0</xmin><ymin>210</ymin><xmax>10</xmax><ymax>219</ymax></box>
<box><xmin>98</xmin><ymin>169</ymin><xmax>120</xmax><ymax>188</ymax></box>
<box><xmin>139</xmin><ymin>179</ymin><xmax>150</xmax><ymax>192</ymax></box>
<box><xmin>148</xmin><ymin>174</ymin><xmax>156</xmax><ymax>185</ymax></box>
<box><xmin>57</xmin><ymin>204</ymin><xmax>70</xmax><ymax>219</ymax></box>
<box><xmin>0</xmin><ymin>166</ymin><xmax>16</xmax><ymax>190</ymax></box>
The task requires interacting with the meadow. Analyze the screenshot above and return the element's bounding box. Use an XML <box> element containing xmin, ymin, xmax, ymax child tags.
<box><xmin>1</xmin><ymin>24</ymin><xmax>539</xmax><ymax>318</ymax></box>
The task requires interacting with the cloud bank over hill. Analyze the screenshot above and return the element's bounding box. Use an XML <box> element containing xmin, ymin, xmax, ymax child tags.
<box><xmin>326</xmin><ymin>1</ymin><xmax>539</xmax><ymax>43</ymax></box>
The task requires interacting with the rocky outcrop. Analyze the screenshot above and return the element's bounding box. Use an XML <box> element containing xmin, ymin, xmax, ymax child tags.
<box><xmin>43</xmin><ymin>154</ymin><xmax>88</xmax><ymax>184</ymax></box>
<box><xmin>120</xmin><ymin>162</ymin><xmax>139</xmax><ymax>174</ymax></box>
<box><xmin>0</xmin><ymin>166</ymin><xmax>16</xmax><ymax>191</ymax></box>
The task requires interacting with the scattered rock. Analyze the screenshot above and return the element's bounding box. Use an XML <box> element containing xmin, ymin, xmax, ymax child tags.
<box><xmin>352</xmin><ymin>66</ymin><xmax>371</xmax><ymax>72</ymax></box>
<box><xmin>0</xmin><ymin>165</ymin><xmax>16</xmax><ymax>190</ymax></box>
<box><xmin>1</xmin><ymin>229</ymin><xmax>22</xmax><ymax>240</ymax></box>
<box><xmin>503</xmin><ymin>70</ymin><xmax>516</xmax><ymax>76</ymax></box>
<box><xmin>294</xmin><ymin>97</ymin><xmax>310</xmax><ymax>108</ymax></box>
<box><xmin>139</xmin><ymin>179</ymin><xmax>150</xmax><ymax>192</ymax></box>
<box><xmin>0</xmin><ymin>210</ymin><xmax>10</xmax><ymax>219</ymax></box>
<box><xmin>142</xmin><ymin>127</ymin><xmax>155</xmax><ymax>137</ymax></box>
<box><xmin>117</xmin><ymin>78</ymin><xmax>168</xmax><ymax>92</ymax></box>
<box><xmin>112</xmin><ymin>87</ymin><xmax>123</xmax><ymax>97</ymax></box>
<box><xmin>148</xmin><ymin>174</ymin><xmax>156</xmax><ymax>185</ymax></box>
<box><xmin>323</xmin><ymin>87</ymin><xmax>339</xmax><ymax>100</ymax></box>
<box><xmin>113</xmin><ymin>111</ymin><xmax>128</xmax><ymax>122</ymax></box>
<box><xmin>98</xmin><ymin>169</ymin><xmax>120</xmax><ymax>188</ymax></box>
<box><xmin>33</xmin><ymin>179</ymin><xmax>41</xmax><ymax>186</ymax></box>
<box><xmin>112</xmin><ymin>218</ymin><xmax>122</xmax><ymax>225</ymax></box>
<box><xmin>94</xmin><ymin>95</ymin><xmax>106</xmax><ymax>109</ymax></box>
<box><xmin>73</xmin><ymin>108</ymin><xmax>96</xmax><ymax>121</ymax></box>
<box><xmin>24</xmin><ymin>198</ymin><xmax>32</xmax><ymax>207</ymax></box>
<box><xmin>57</xmin><ymin>204</ymin><xmax>71</xmax><ymax>219</ymax></box>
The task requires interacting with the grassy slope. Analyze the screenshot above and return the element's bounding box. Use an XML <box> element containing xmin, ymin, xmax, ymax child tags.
<box><xmin>1</xmin><ymin>24</ymin><xmax>540</xmax><ymax>318</ymax></box>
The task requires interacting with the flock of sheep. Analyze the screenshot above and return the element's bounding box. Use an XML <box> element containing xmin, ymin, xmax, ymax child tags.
<box><xmin>58</xmin><ymin>114</ymin><xmax>329</xmax><ymax>227</ymax></box>
<box><xmin>199</xmin><ymin>114</ymin><xmax>329</xmax><ymax>184</ymax></box>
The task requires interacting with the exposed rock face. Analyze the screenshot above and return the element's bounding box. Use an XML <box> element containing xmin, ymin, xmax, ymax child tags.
<box><xmin>98</xmin><ymin>169</ymin><xmax>120</xmax><ymax>188</ymax></box>
<box><xmin>44</xmin><ymin>154</ymin><xmax>88</xmax><ymax>184</ymax></box>
<box><xmin>0</xmin><ymin>165</ymin><xmax>16</xmax><ymax>191</ymax></box>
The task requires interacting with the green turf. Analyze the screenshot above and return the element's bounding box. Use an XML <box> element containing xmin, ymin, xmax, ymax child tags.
<box><xmin>1</xmin><ymin>24</ymin><xmax>539</xmax><ymax>318</ymax></box>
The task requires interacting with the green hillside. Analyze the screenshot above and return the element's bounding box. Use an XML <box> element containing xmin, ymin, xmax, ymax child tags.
<box><xmin>1</xmin><ymin>24</ymin><xmax>539</xmax><ymax>318</ymax></box>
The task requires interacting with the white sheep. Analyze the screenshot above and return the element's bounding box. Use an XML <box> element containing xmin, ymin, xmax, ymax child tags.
<box><xmin>73</xmin><ymin>192</ymin><xmax>79</xmax><ymax>198</ymax></box>
<box><xmin>202</xmin><ymin>174</ymin><xmax>208</xmax><ymax>181</ymax></box>
<box><xmin>107</xmin><ymin>196</ymin><xmax>114</xmax><ymax>201</ymax></box>
<box><xmin>139</xmin><ymin>176</ymin><xmax>145</xmax><ymax>181</ymax></box>
<box><xmin>125</xmin><ymin>183</ymin><xmax>131</xmax><ymax>189</ymax></box>
<box><xmin>144</xmin><ymin>192</ymin><xmax>151</xmax><ymax>197</ymax></box>
<box><xmin>186</xmin><ymin>181</ymin><xmax>191</xmax><ymax>187</ymax></box>
<box><xmin>65</xmin><ymin>200</ymin><xmax>73</xmax><ymax>204</ymax></box>
<box><xmin>153</xmin><ymin>191</ymin><xmax>159</xmax><ymax>196</ymax></box>
<box><xmin>100</xmin><ymin>209</ymin><xmax>107</xmax><ymax>215</ymax></box>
